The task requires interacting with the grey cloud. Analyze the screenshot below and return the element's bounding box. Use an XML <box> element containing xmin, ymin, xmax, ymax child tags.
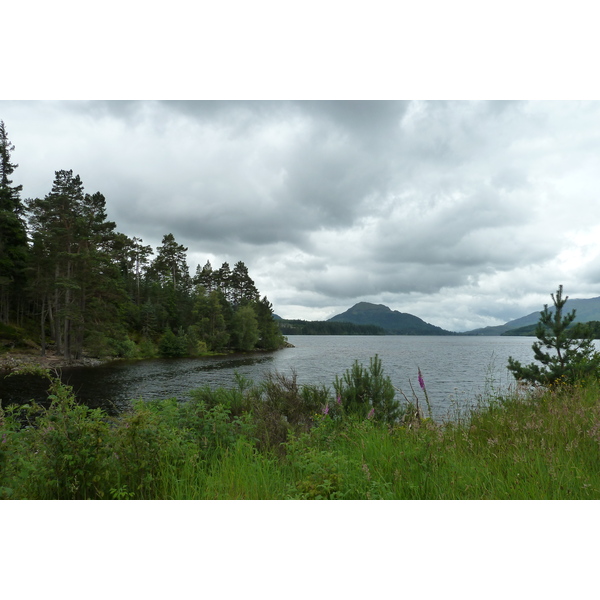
<box><xmin>3</xmin><ymin>100</ymin><xmax>600</xmax><ymax>330</ymax></box>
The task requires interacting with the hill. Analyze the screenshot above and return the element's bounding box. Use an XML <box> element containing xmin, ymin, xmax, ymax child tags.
<box><xmin>465</xmin><ymin>296</ymin><xmax>600</xmax><ymax>336</ymax></box>
<box><xmin>327</xmin><ymin>302</ymin><xmax>454</xmax><ymax>335</ymax></box>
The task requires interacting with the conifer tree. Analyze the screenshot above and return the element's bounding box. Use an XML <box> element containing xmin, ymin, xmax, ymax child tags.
<box><xmin>194</xmin><ymin>260</ymin><xmax>215</xmax><ymax>292</ymax></box>
<box><xmin>508</xmin><ymin>285</ymin><xmax>600</xmax><ymax>385</ymax></box>
<box><xmin>27</xmin><ymin>171</ymin><xmax>125</xmax><ymax>359</ymax></box>
<box><xmin>0</xmin><ymin>120</ymin><xmax>28</xmax><ymax>324</ymax></box>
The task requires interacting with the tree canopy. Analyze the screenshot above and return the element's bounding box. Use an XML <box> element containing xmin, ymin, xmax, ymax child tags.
<box><xmin>0</xmin><ymin>120</ymin><xmax>285</xmax><ymax>360</ymax></box>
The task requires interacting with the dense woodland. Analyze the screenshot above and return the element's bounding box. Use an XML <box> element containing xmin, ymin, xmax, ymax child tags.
<box><xmin>502</xmin><ymin>321</ymin><xmax>600</xmax><ymax>338</ymax></box>
<box><xmin>0</xmin><ymin>121</ymin><xmax>285</xmax><ymax>360</ymax></box>
<box><xmin>277</xmin><ymin>319</ymin><xmax>386</xmax><ymax>336</ymax></box>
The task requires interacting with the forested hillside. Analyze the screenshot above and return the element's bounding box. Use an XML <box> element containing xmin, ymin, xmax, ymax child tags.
<box><xmin>0</xmin><ymin>120</ymin><xmax>284</xmax><ymax>360</ymax></box>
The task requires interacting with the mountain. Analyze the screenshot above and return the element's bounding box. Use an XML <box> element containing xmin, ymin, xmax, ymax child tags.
<box><xmin>327</xmin><ymin>302</ymin><xmax>454</xmax><ymax>335</ymax></box>
<box><xmin>464</xmin><ymin>296</ymin><xmax>600</xmax><ymax>336</ymax></box>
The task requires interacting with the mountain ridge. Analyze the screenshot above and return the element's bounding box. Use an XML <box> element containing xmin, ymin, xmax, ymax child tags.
<box><xmin>327</xmin><ymin>302</ymin><xmax>455</xmax><ymax>335</ymax></box>
<box><xmin>464</xmin><ymin>296</ymin><xmax>600</xmax><ymax>335</ymax></box>
<box><xmin>278</xmin><ymin>295</ymin><xmax>600</xmax><ymax>336</ymax></box>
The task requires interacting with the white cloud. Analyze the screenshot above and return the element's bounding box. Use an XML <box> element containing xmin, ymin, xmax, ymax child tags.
<box><xmin>3</xmin><ymin>99</ymin><xmax>600</xmax><ymax>331</ymax></box>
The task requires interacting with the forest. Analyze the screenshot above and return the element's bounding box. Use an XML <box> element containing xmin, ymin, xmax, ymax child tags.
<box><xmin>277</xmin><ymin>319</ymin><xmax>386</xmax><ymax>335</ymax></box>
<box><xmin>0</xmin><ymin>120</ymin><xmax>285</xmax><ymax>361</ymax></box>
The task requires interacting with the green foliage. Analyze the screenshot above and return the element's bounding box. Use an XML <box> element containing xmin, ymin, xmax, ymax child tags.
<box><xmin>230</xmin><ymin>305</ymin><xmax>259</xmax><ymax>351</ymax></box>
<box><xmin>158</xmin><ymin>327</ymin><xmax>188</xmax><ymax>358</ymax></box>
<box><xmin>285</xmin><ymin>432</ymin><xmax>350</xmax><ymax>499</ymax></box>
<box><xmin>246</xmin><ymin>371</ymin><xmax>330</xmax><ymax>452</ymax></box>
<box><xmin>333</xmin><ymin>354</ymin><xmax>402</xmax><ymax>424</ymax></box>
<box><xmin>1</xmin><ymin>367</ymin><xmax>114</xmax><ymax>499</ymax></box>
<box><xmin>277</xmin><ymin>319</ymin><xmax>386</xmax><ymax>335</ymax></box>
<box><xmin>0</xmin><ymin>120</ymin><xmax>28</xmax><ymax>325</ymax></box>
<box><xmin>0</xmin><ymin>118</ymin><xmax>282</xmax><ymax>359</ymax></box>
<box><xmin>5</xmin><ymin>364</ymin><xmax>600</xmax><ymax>499</ymax></box>
<box><xmin>508</xmin><ymin>286</ymin><xmax>600</xmax><ymax>386</ymax></box>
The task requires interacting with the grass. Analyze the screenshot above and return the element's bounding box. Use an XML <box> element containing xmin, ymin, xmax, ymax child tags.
<box><xmin>2</xmin><ymin>365</ymin><xmax>600</xmax><ymax>499</ymax></box>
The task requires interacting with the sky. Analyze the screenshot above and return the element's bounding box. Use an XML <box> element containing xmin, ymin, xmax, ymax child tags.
<box><xmin>3</xmin><ymin>99</ymin><xmax>600</xmax><ymax>331</ymax></box>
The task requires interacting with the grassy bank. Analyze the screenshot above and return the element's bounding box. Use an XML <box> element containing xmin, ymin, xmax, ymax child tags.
<box><xmin>2</xmin><ymin>365</ymin><xmax>600</xmax><ymax>500</ymax></box>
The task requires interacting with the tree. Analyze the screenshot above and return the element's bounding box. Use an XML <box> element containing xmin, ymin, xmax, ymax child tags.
<box><xmin>215</xmin><ymin>262</ymin><xmax>233</xmax><ymax>302</ymax></box>
<box><xmin>230</xmin><ymin>261</ymin><xmax>259</xmax><ymax>306</ymax></box>
<box><xmin>194</xmin><ymin>260</ymin><xmax>215</xmax><ymax>293</ymax></box>
<box><xmin>230</xmin><ymin>305</ymin><xmax>259</xmax><ymax>351</ymax></box>
<box><xmin>193</xmin><ymin>288</ymin><xmax>230</xmax><ymax>351</ymax></box>
<box><xmin>507</xmin><ymin>285</ymin><xmax>600</xmax><ymax>385</ymax></box>
<box><xmin>26</xmin><ymin>171</ymin><xmax>125</xmax><ymax>359</ymax></box>
<box><xmin>254</xmin><ymin>296</ymin><xmax>285</xmax><ymax>350</ymax></box>
<box><xmin>0</xmin><ymin>120</ymin><xmax>28</xmax><ymax>324</ymax></box>
<box><xmin>149</xmin><ymin>233</ymin><xmax>189</xmax><ymax>291</ymax></box>
<box><xmin>27</xmin><ymin>170</ymin><xmax>86</xmax><ymax>358</ymax></box>
<box><xmin>333</xmin><ymin>355</ymin><xmax>401</xmax><ymax>424</ymax></box>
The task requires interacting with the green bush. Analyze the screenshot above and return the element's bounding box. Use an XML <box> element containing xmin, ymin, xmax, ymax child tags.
<box><xmin>333</xmin><ymin>355</ymin><xmax>402</xmax><ymax>424</ymax></box>
<box><xmin>158</xmin><ymin>327</ymin><xmax>188</xmax><ymax>358</ymax></box>
<box><xmin>1</xmin><ymin>368</ymin><xmax>114</xmax><ymax>499</ymax></box>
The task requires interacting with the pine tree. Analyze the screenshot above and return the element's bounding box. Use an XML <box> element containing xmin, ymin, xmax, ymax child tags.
<box><xmin>0</xmin><ymin>120</ymin><xmax>28</xmax><ymax>324</ymax></box>
<box><xmin>230</xmin><ymin>260</ymin><xmax>259</xmax><ymax>306</ymax></box>
<box><xmin>194</xmin><ymin>260</ymin><xmax>215</xmax><ymax>292</ymax></box>
<box><xmin>254</xmin><ymin>296</ymin><xmax>285</xmax><ymax>350</ymax></box>
<box><xmin>149</xmin><ymin>233</ymin><xmax>189</xmax><ymax>291</ymax></box>
<box><xmin>508</xmin><ymin>285</ymin><xmax>600</xmax><ymax>385</ymax></box>
<box><xmin>26</xmin><ymin>171</ymin><xmax>125</xmax><ymax>359</ymax></box>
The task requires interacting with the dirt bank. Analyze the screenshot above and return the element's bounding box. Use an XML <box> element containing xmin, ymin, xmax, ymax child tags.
<box><xmin>0</xmin><ymin>351</ymin><xmax>105</xmax><ymax>372</ymax></box>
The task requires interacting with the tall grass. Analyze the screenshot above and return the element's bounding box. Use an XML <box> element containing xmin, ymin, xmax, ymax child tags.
<box><xmin>2</xmin><ymin>365</ymin><xmax>600</xmax><ymax>499</ymax></box>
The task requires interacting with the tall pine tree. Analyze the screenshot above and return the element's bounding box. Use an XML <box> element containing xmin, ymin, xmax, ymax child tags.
<box><xmin>0</xmin><ymin>121</ymin><xmax>28</xmax><ymax>324</ymax></box>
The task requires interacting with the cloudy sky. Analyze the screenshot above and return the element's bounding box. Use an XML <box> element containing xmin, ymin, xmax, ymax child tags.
<box><xmin>2</xmin><ymin>100</ymin><xmax>600</xmax><ymax>331</ymax></box>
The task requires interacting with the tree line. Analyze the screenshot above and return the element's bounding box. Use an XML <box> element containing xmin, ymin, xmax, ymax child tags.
<box><xmin>0</xmin><ymin>120</ymin><xmax>285</xmax><ymax>360</ymax></box>
<box><xmin>277</xmin><ymin>319</ymin><xmax>386</xmax><ymax>336</ymax></box>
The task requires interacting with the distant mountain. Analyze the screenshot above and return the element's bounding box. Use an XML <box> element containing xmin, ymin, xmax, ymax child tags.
<box><xmin>464</xmin><ymin>296</ymin><xmax>600</xmax><ymax>336</ymax></box>
<box><xmin>327</xmin><ymin>302</ymin><xmax>454</xmax><ymax>335</ymax></box>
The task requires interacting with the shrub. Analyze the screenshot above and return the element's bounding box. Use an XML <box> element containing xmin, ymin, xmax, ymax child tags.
<box><xmin>2</xmin><ymin>367</ymin><xmax>114</xmax><ymax>499</ymax></box>
<box><xmin>333</xmin><ymin>355</ymin><xmax>402</xmax><ymax>424</ymax></box>
<box><xmin>158</xmin><ymin>327</ymin><xmax>188</xmax><ymax>358</ymax></box>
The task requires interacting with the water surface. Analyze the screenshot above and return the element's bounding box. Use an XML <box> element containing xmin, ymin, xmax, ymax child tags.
<box><xmin>1</xmin><ymin>336</ymin><xmax>547</xmax><ymax>419</ymax></box>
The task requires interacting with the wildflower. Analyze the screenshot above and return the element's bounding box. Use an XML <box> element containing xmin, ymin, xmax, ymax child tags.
<box><xmin>418</xmin><ymin>368</ymin><xmax>426</xmax><ymax>391</ymax></box>
<box><xmin>336</xmin><ymin>395</ymin><xmax>342</xmax><ymax>405</ymax></box>
<box><xmin>367</xmin><ymin>407</ymin><xmax>375</xmax><ymax>419</ymax></box>
<box><xmin>362</xmin><ymin>463</ymin><xmax>371</xmax><ymax>481</ymax></box>
<box><xmin>322</xmin><ymin>404</ymin><xmax>330</xmax><ymax>416</ymax></box>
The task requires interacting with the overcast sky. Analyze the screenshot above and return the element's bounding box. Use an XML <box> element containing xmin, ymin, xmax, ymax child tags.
<box><xmin>3</xmin><ymin>100</ymin><xmax>600</xmax><ymax>331</ymax></box>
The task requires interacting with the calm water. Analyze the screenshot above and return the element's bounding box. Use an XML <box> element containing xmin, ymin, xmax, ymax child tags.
<box><xmin>0</xmin><ymin>335</ymin><xmax>552</xmax><ymax>420</ymax></box>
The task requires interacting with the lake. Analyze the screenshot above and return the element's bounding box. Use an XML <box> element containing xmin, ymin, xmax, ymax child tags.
<box><xmin>0</xmin><ymin>335</ymin><xmax>553</xmax><ymax>420</ymax></box>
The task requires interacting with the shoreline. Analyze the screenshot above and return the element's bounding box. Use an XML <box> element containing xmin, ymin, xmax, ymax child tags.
<box><xmin>0</xmin><ymin>351</ymin><xmax>106</xmax><ymax>373</ymax></box>
<box><xmin>1</xmin><ymin>341</ymin><xmax>295</xmax><ymax>373</ymax></box>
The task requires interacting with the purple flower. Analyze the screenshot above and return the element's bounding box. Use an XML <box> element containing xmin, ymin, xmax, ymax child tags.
<box><xmin>322</xmin><ymin>404</ymin><xmax>330</xmax><ymax>415</ymax></box>
<box><xmin>336</xmin><ymin>395</ymin><xmax>342</xmax><ymax>405</ymax></box>
<box><xmin>418</xmin><ymin>368</ymin><xmax>426</xmax><ymax>391</ymax></box>
<box><xmin>367</xmin><ymin>407</ymin><xmax>375</xmax><ymax>419</ymax></box>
